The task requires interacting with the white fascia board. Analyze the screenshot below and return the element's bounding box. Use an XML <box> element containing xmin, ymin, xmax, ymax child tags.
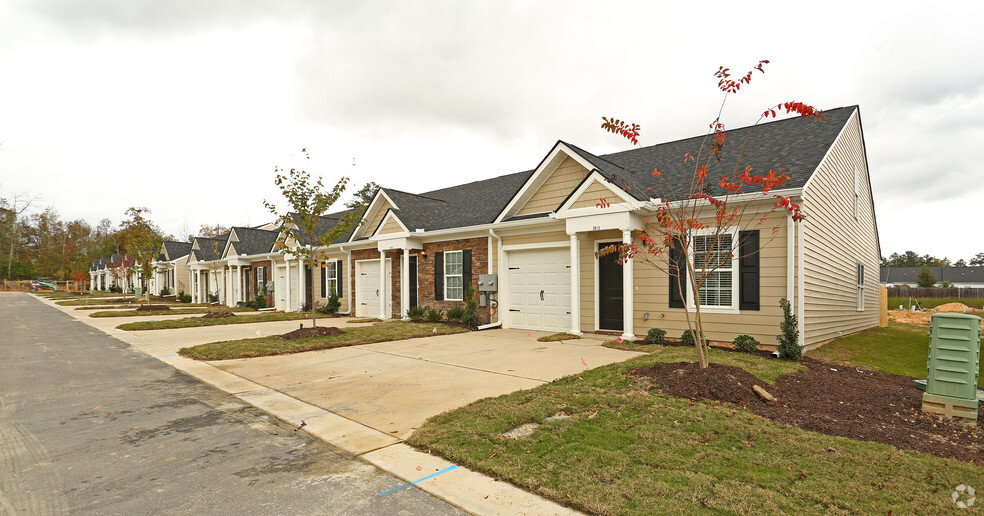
<box><xmin>565</xmin><ymin>211</ymin><xmax>643</xmax><ymax>234</ymax></box>
<box><xmin>660</xmin><ymin>187</ymin><xmax>803</xmax><ymax>210</ymax></box>
<box><xmin>494</xmin><ymin>142</ymin><xmax>599</xmax><ymax>223</ymax></box>
<box><xmin>369</xmin><ymin>209</ymin><xmax>409</xmax><ymax>239</ymax></box>
<box><xmin>325</xmin><ymin>215</ymin><xmax>559</xmax><ymax>253</ymax></box>
<box><xmin>802</xmin><ymin>107</ymin><xmax>857</xmax><ymax>192</ymax></box>
<box><xmin>221</xmin><ymin>229</ymin><xmax>239</xmax><ymax>258</ymax></box>
<box><xmin>557</xmin><ymin>171</ymin><xmax>642</xmax><ymax>215</ymax></box>
<box><xmin>376</xmin><ymin>237</ymin><xmax>423</xmax><ymax>251</ymax></box>
<box><xmin>351</xmin><ymin>189</ymin><xmax>399</xmax><ymax>241</ymax></box>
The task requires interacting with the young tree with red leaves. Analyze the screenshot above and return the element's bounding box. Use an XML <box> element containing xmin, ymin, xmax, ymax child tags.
<box><xmin>600</xmin><ymin>60</ymin><xmax>823</xmax><ymax>369</ymax></box>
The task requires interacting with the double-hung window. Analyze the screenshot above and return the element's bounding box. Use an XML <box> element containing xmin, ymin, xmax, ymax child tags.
<box><xmin>857</xmin><ymin>262</ymin><xmax>865</xmax><ymax>311</ymax></box>
<box><xmin>689</xmin><ymin>230</ymin><xmax>738</xmax><ymax>313</ymax></box>
<box><xmin>326</xmin><ymin>261</ymin><xmax>338</xmax><ymax>296</ymax></box>
<box><xmin>444</xmin><ymin>250</ymin><xmax>463</xmax><ymax>301</ymax></box>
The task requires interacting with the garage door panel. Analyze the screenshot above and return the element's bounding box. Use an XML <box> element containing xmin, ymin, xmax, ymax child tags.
<box><xmin>506</xmin><ymin>248</ymin><xmax>571</xmax><ymax>333</ymax></box>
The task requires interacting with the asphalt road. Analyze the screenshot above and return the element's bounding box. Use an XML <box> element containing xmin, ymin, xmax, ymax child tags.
<box><xmin>0</xmin><ymin>293</ymin><xmax>465</xmax><ymax>515</ymax></box>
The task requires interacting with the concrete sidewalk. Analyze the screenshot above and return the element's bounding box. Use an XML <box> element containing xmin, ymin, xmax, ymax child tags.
<box><xmin>38</xmin><ymin>294</ymin><xmax>642</xmax><ymax>515</ymax></box>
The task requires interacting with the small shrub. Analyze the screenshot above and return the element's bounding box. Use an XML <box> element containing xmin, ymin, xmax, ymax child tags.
<box><xmin>159</xmin><ymin>286</ymin><xmax>171</xmax><ymax>297</ymax></box>
<box><xmin>253</xmin><ymin>295</ymin><xmax>268</xmax><ymax>309</ymax></box>
<box><xmin>461</xmin><ymin>282</ymin><xmax>480</xmax><ymax>327</ymax></box>
<box><xmin>644</xmin><ymin>328</ymin><xmax>667</xmax><ymax>345</ymax></box>
<box><xmin>680</xmin><ymin>329</ymin><xmax>704</xmax><ymax>347</ymax></box>
<box><xmin>177</xmin><ymin>291</ymin><xmax>191</xmax><ymax>303</ymax></box>
<box><xmin>208</xmin><ymin>292</ymin><xmax>219</xmax><ymax>303</ymax></box>
<box><xmin>324</xmin><ymin>289</ymin><xmax>340</xmax><ymax>314</ymax></box>
<box><xmin>109</xmin><ymin>284</ymin><xmax>122</xmax><ymax>293</ymax></box>
<box><xmin>406</xmin><ymin>305</ymin><xmax>425</xmax><ymax>320</ymax></box>
<box><xmin>424</xmin><ymin>306</ymin><xmax>444</xmax><ymax>322</ymax></box>
<box><xmin>446</xmin><ymin>304</ymin><xmax>466</xmax><ymax>322</ymax></box>
<box><xmin>732</xmin><ymin>334</ymin><xmax>759</xmax><ymax>353</ymax></box>
<box><xmin>777</xmin><ymin>297</ymin><xmax>801</xmax><ymax>359</ymax></box>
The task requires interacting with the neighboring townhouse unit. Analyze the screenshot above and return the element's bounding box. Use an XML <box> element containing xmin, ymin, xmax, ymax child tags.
<box><xmin>300</xmin><ymin>105</ymin><xmax>879</xmax><ymax>349</ymax></box>
<box><xmin>187</xmin><ymin>235</ymin><xmax>229</xmax><ymax>304</ymax></box>
<box><xmin>220</xmin><ymin>226</ymin><xmax>281</xmax><ymax>308</ymax></box>
<box><xmin>151</xmin><ymin>241</ymin><xmax>192</xmax><ymax>296</ymax></box>
<box><xmin>881</xmin><ymin>266</ymin><xmax>984</xmax><ymax>288</ymax></box>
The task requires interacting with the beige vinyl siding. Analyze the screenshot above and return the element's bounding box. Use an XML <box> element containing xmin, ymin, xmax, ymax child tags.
<box><xmin>377</xmin><ymin>216</ymin><xmax>404</xmax><ymax>235</ymax></box>
<box><xmin>622</xmin><ymin>212</ymin><xmax>790</xmax><ymax>346</ymax></box>
<box><xmin>361</xmin><ymin>199</ymin><xmax>394</xmax><ymax>238</ymax></box>
<box><xmin>500</xmin><ymin>230</ymin><xmax>569</xmax><ymax>247</ymax></box>
<box><xmin>801</xmin><ymin>110</ymin><xmax>880</xmax><ymax>346</ymax></box>
<box><xmin>517</xmin><ymin>157</ymin><xmax>589</xmax><ymax>215</ymax></box>
<box><xmin>175</xmin><ymin>264</ymin><xmax>191</xmax><ymax>294</ymax></box>
<box><xmin>311</xmin><ymin>254</ymin><xmax>350</xmax><ymax>312</ymax></box>
<box><xmin>570</xmin><ymin>181</ymin><xmax>618</xmax><ymax>209</ymax></box>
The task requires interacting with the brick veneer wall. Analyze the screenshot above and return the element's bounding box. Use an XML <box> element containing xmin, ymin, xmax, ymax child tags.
<box><xmin>417</xmin><ymin>237</ymin><xmax>490</xmax><ymax>323</ymax></box>
<box><xmin>349</xmin><ymin>237</ymin><xmax>491</xmax><ymax>322</ymax></box>
<box><xmin>247</xmin><ymin>260</ymin><xmax>273</xmax><ymax>302</ymax></box>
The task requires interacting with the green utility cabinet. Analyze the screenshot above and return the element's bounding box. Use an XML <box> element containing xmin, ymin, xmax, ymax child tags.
<box><xmin>922</xmin><ymin>313</ymin><xmax>982</xmax><ymax>425</ymax></box>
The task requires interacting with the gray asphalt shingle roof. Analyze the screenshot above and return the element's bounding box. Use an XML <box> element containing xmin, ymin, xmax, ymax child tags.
<box><xmin>161</xmin><ymin>241</ymin><xmax>192</xmax><ymax>261</ymax></box>
<box><xmin>193</xmin><ymin>235</ymin><xmax>228</xmax><ymax>261</ymax></box>
<box><xmin>229</xmin><ymin>227</ymin><xmax>279</xmax><ymax>256</ymax></box>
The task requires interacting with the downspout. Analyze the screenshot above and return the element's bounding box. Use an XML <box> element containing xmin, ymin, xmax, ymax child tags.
<box><xmin>797</xmin><ymin>216</ymin><xmax>806</xmax><ymax>348</ymax></box>
<box><xmin>337</xmin><ymin>245</ymin><xmax>352</xmax><ymax>315</ymax></box>
<box><xmin>477</xmin><ymin>228</ymin><xmax>503</xmax><ymax>330</ymax></box>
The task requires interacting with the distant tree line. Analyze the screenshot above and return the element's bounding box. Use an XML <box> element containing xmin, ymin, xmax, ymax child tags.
<box><xmin>0</xmin><ymin>193</ymin><xmax>171</xmax><ymax>281</ymax></box>
<box><xmin>881</xmin><ymin>250</ymin><xmax>984</xmax><ymax>268</ymax></box>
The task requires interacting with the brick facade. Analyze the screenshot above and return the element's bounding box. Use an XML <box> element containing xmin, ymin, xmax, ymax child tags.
<box><xmin>246</xmin><ymin>260</ymin><xmax>273</xmax><ymax>306</ymax></box>
<box><xmin>349</xmin><ymin>237</ymin><xmax>491</xmax><ymax>322</ymax></box>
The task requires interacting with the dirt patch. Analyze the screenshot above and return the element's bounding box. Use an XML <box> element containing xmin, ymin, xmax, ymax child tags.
<box><xmin>201</xmin><ymin>312</ymin><xmax>235</xmax><ymax>319</ymax></box>
<box><xmin>279</xmin><ymin>326</ymin><xmax>344</xmax><ymax>339</ymax></box>
<box><xmin>135</xmin><ymin>304</ymin><xmax>171</xmax><ymax>311</ymax></box>
<box><xmin>935</xmin><ymin>302</ymin><xmax>983</xmax><ymax>314</ymax></box>
<box><xmin>632</xmin><ymin>356</ymin><xmax>984</xmax><ymax>464</ymax></box>
<box><xmin>890</xmin><ymin>309</ymin><xmax>984</xmax><ymax>330</ymax></box>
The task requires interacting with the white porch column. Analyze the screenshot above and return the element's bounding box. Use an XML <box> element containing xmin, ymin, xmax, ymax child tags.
<box><xmin>379</xmin><ymin>252</ymin><xmax>387</xmax><ymax>319</ymax></box>
<box><xmin>568</xmin><ymin>232</ymin><xmax>581</xmax><ymax>335</ymax></box>
<box><xmin>298</xmin><ymin>258</ymin><xmax>306</xmax><ymax>309</ymax></box>
<box><xmin>401</xmin><ymin>249</ymin><xmax>410</xmax><ymax>320</ymax></box>
<box><xmin>621</xmin><ymin>229</ymin><xmax>635</xmax><ymax>340</ymax></box>
<box><xmin>191</xmin><ymin>270</ymin><xmax>197</xmax><ymax>303</ymax></box>
<box><xmin>89</xmin><ymin>274</ymin><xmax>95</xmax><ymax>291</ymax></box>
<box><xmin>285</xmin><ymin>259</ymin><xmax>292</xmax><ymax>311</ymax></box>
<box><xmin>234</xmin><ymin>265</ymin><xmax>242</xmax><ymax>304</ymax></box>
<box><xmin>226</xmin><ymin>266</ymin><xmax>233</xmax><ymax>306</ymax></box>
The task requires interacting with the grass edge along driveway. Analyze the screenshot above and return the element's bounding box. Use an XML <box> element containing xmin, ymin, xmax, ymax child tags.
<box><xmin>117</xmin><ymin>311</ymin><xmax>325</xmax><ymax>330</ymax></box>
<box><xmin>408</xmin><ymin>346</ymin><xmax>984</xmax><ymax>515</ymax></box>
<box><xmin>89</xmin><ymin>307</ymin><xmax>257</xmax><ymax>318</ymax></box>
<box><xmin>179</xmin><ymin>321</ymin><xmax>468</xmax><ymax>360</ymax></box>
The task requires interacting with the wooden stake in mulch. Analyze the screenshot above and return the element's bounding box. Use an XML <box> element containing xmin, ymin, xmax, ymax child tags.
<box><xmin>753</xmin><ymin>385</ymin><xmax>777</xmax><ymax>405</ymax></box>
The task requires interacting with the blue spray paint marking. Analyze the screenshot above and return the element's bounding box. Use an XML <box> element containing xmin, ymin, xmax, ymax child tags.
<box><xmin>376</xmin><ymin>465</ymin><xmax>459</xmax><ymax>496</ymax></box>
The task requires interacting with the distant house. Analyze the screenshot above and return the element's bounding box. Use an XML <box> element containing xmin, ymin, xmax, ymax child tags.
<box><xmin>880</xmin><ymin>266</ymin><xmax>984</xmax><ymax>288</ymax></box>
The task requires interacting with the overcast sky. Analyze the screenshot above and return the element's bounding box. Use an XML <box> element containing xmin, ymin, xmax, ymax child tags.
<box><xmin>1</xmin><ymin>1</ymin><xmax>982</xmax><ymax>261</ymax></box>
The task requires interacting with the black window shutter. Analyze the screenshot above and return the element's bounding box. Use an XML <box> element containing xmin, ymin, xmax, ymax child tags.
<box><xmin>462</xmin><ymin>250</ymin><xmax>472</xmax><ymax>298</ymax></box>
<box><xmin>739</xmin><ymin>230</ymin><xmax>760</xmax><ymax>311</ymax></box>
<box><xmin>321</xmin><ymin>261</ymin><xmax>327</xmax><ymax>298</ymax></box>
<box><xmin>434</xmin><ymin>252</ymin><xmax>444</xmax><ymax>301</ymax></box>
<box><xmin>669</xmin><ymin>238</ymin><xmax>686</xmax><ymax>308</ymax></box>
<box><xmin>337</xmin><ymin>261</ymin><xmax>343</xmax><ymax>298</ymax></box>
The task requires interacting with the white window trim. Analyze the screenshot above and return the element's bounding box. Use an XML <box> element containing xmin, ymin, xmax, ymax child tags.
<box><xmin>685</xmin><ymin>228</ymin><xmax>740</xmax><ymax>315</ymax></box>
<box><xmin>444</xmin><ymin>250</ymin><xmax>464</xmax><ymax>301</ymax></box>
<box><xmin>857</xmin><ymin>262</ymin><xmax>865</xmax><ymax>311</ymax></box>
<box><xmin>326</xmin><ymin>260</ymin><xmax>338</xmax><ymax>297</ymax></box>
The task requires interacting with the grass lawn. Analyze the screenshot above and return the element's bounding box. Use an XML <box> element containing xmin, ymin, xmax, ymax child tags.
<box><xmin>888</xmin><ymin>297</ymin><xmax>984</xmax><ymax>310</ymax></box>
<box><xmin>409</xmin><ymin>346</ymin><xmax>984</xmax><ymax>514</ymax></box>
<box><xmin>117</xmin><ymin>311</ymin><xmax>327</xmax><ymax>330</ymax></box>
<box><xmin>57</xmin><ymin>298</ymin><xmax>210</xmax><ymax>307</ymax></box>
<box><xmin>88</xmin><ymin>307</ymin><xmax>257</xmax><ymax>318</ymax></box>
<box><xmin>179</xmin><ymin>321</ymin><xmax>469</xmax><ymax>360</ymax></box>
<box><xmin>808</xmin><ymin>321</ymin><xmax>984</xmax><ymax>387</ymax></box>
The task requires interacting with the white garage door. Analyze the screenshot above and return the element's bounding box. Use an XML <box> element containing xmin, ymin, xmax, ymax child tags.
<box><xmin>356</xmin><ymin>260</ymin><xmax>392</xmax><ymax>318</ymax></box>
<box><xmin>506</xmin><ymin>248</ymin><xmax>571</xmax><ymax>332</ymax></box>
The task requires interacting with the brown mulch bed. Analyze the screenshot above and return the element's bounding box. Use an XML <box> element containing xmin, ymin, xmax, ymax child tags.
<box><xmin>135</xmin><ymin>304</ymin><xmax>171</xmax><ymax>311</ymax></box>
<box><xmin>279</xmin><ymin>326</ymin><xmax>344</xmax><ymax>339</ymax></box>
<box><xmin>631</xmin><ymin>356</ymin><xmax>984</xmax><ymax>464</ymax></box>
<box><xmin>201</xmin><ymin>311</ymin><xmax>235</xmax><ymax>319</ymax></box>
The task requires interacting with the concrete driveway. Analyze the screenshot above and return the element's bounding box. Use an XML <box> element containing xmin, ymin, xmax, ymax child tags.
<box><xmin>211</xmin><ymin>328</ymin><xmax>639</xmax><ymax>439</ymax></box>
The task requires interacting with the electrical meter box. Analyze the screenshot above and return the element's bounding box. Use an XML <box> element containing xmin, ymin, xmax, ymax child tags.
<box><xmin>922</xmin><ymin>312</ymin><xmax>982</xmax><ymax>426</ymax></box>
<box><xmin>478</xmin><ymin>274</ymin><xmax>498</xmax><ymax>292</ymax></box>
